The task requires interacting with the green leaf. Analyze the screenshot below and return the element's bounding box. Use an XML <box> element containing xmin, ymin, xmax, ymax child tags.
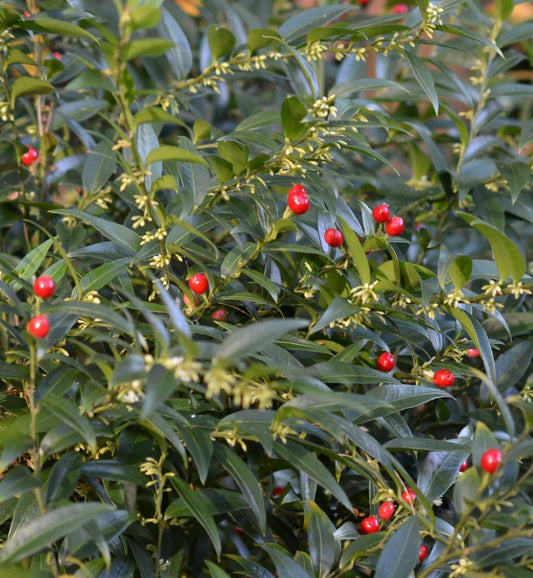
<box><xmin>169</xmin><ymin>476</ymin><xmax>221</xmax><ymax>557</ymax></box>
<box><xmin>123</xmin><ymin>38</ymin><xmax>174</xmax><ymax>61</ymax></box>
<box><xmin>340</xmin><ymin>218</ymin><xmax>370</xmax><ymax>284</ymax></box>
<box><xmin>179</xmin><ymin>426</ymin><xmax>213</xmax><ymax>486</ymax></box>
<box><xmin>281</xmin><ymin>95</ymin><xmax>308</xmax><ymax>140</ymax></box>
<box><xmin>133</xmin><ymin>107</ymin><xmax>188</xmax><ymax>130</ymax></box>
<box><xmin>247</xmin><ymin>29</ymin><xmax>282</xmax><ymax>53</ymax></box>
<box><xmin>278</xmin><ymin>5</ymin><xmax>353</xmax><ymax>41</ymax></box>
<box><xmin>214</xmin><ymin>319</ymin><xmax>308</xmax><ymax>364</ymax></box>
<box><xmin>6</xmin><ymin>48</ymin><xmax>37</xmax><ymax>67</ymax></box>
<box><xmin>449</xmin><ymin>255</ymin><xmax>472</xmax><ymax>289</ymax></box>
<box><xmin>82</xmin><ymin>140</ymin><xmax>118</xmax><ymax>194</ymax></box>
<box><xmin>0</xmin><ymin>467</ymin><xmax>39</xmax><ymax>505</ymax></box>
<box><xmin>18</xmin><ymin>18</ymin><xmax>97</xmax><ymax>40</ymax></box>
<box><xmin>418</xmin><ymin>447</ymin><xmax>471</xmax><ymax>503</ymax></box>
<box><xmin>332</xmin><ymin>78</ymin><xmax>409</xmax><ymax>99</ymax></box>
<box><xmin>41</xmin><ymin>396</ymin><xmax>97</xmax><ymax>453</ymax></box>
<box><xmin>220</xmin><ymin>243</ymin><xmax>256</xmax><ymax>280</ymax></box>
<box><xmin>207</xmin><ymin>26</ymin><xmax>236</xmax><ymax>61</ymax></box>
<box><xmin>79</xmin><ymin>258</ymin><xmax>130</xmax><ymax>294</ymax></box>
<box><xmin>457</xmin><ymin>212</ymin><xmax>526</xmax><ymax>282</ymax></box>
<box><xmin>495</xmin><ymin>340</ymin><xmax>533</xmax><ymax>393</ymax></box>
<box><xmin>375</xmin><ymin>517</ymin><xmax>420</xmax><ymax>578</ymax></box>
<box><xmin>80</xmin><ymin>460</ymin><xmax>146</xmax><ymax>485</ymax></box>
<box><xmin>262</xmin><ymin>544</ymin><xmax>313</xmax><ymax>578</ymax></box>
<box><xmin>129</xmin><ymin>5</ymin><xmax>161</xmax><ymax>30</ymax></box>
<box><xmin>145</xmin><ymin>145</ymin><xmax>207</xmax><ymax>166</ymax></box>
<box><xmin>404</xmin><ymin>50</ymin><xmax>438</xmax><ymax>114</ymax></box>
<box><xmin>340</xmin><ymin>533</ymin><xmax>385</xmax><ymax>569</ymax></box>
<box><xmin>51</xmin><ymin>209</ymin><xmax>140</xmax><ymax>254</ymax></box>
<box><xmin>156</xmin><ymin>7</ymin><xmax>192</xmax><ymax>79</ymax></box>
<box><xmin>307</xmin><ymin>501</ymin><xmax>339</xmax><ymax>578</ymax></box>
<box><xmin>0</xmin><ymin>503</ymin><xmax>112</xmax><ymax>565</ymax></box>
<box><xmin>498</xmin><ymin>161</ymin><xmax>530</xmax><ymax>203</ymax></box>
<box><xmin>205</xmin><ymin>561</ymin><xmax>232</xmax><ymax>578</ymax></box>
<box><xmin>310</xmin><ymin>297</ymin><xmax>356</xmax><ymax>334</ymax></box>
<box><xmin>213</xmin><ymin>444</ymin><xmax>266</xmax><ymax>533</ymax></box>
<box><xmin>274</xmin><ymin>440</ymin><xmax>352</xmax><ymax>512</ymax></box>
<box><xmin>384</xmin><ymin>438</ymin><xmax>469</xmax><ymax>452</ymax></box>
<box><xmin>10</xmin><ymin>77</ymin><xmax>54</xmax><ymax>104</ymax></box>
<box><xmin>367</xmin><ymin>384</ymin><xmax>453</xmax><ymax>411</ymax></box>
<box><xmin>453</xmin><ymin>466</ymin><xmax>481</xmax><ymax>515</ymax></box>
<box><xmin>13</xmin><ymin>238</ymin><xmax>54</xmax><ymax>280</ymax></box>
<box><xmin>153</xmin><ymin>278</ymin><xmax>192</xmax><ymax>339</ymax></box>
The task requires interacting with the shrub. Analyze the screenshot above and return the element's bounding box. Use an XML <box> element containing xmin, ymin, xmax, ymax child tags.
<box><xmin>0</xmin><ymin>0</ymin><xmax>532</xmax><ymax>576</ymax></box>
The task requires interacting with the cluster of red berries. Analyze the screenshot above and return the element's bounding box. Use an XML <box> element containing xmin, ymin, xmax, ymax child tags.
<box><xmin>27</xmin><ymin>275</ymin><xmax>55</xmax><ymax>339</ymax></box>
<box><xmin>360</xmin><ymin>490</ymin><xmax>428</xmax><ymax>562</ymax></box>
<box><xmin>372</xmin><ymin>203</ymin><xmax>405</xmax><ymax>236</ymax></box>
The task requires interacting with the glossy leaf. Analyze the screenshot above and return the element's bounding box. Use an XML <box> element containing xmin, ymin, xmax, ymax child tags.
<box><xmin>375</xmin><ymin>517</ymin><xmax>420</xmax><ymax>578</ymax></box>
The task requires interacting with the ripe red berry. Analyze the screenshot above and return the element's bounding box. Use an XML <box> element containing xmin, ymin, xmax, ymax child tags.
<box><xmin>464</xmin><ymin>348</ymin><xmax>480</xmax><ymax>358</ymax></box>
<box><xmin>459</xmin><ymin>459</ymin><xmax>469</xmax><ymax>472</ymax></box>
<box><xmin>21</xmin><ymin>146</ymin><xmax>38</xmax><ymax>166</ymax></box>
<box><xmin>418</xmin><ymin>543</ymin><xmax>428</xmax><ymax>562</ymax></box>
<box><xmin>33</xmin><ymin>275</ymin><xmax>55</xmax><ymax>299</ymax></box>
<box><xmin>376</xmin><ymin>352</ymin><xmax>395</xmax><ymax>372</ymax></box>
<box><xmin>360</xmin><ymin>516</ymin><xmax>380</xmax><ymax>534</ymax></box>
<box><xmin>188</xmin><ymin>273</ymin><xmax>209</xmax><ymax>295</ymax></box>
<box><xmin>385</xmin><ymin>215</ymin><xmax>405</xmax><ymax>236</ymax></box>
<box><xmin>378</xmin><ymin>501</ymin><xmax>396</xmax><ymax>520</ymax></box>
<box><xmin>287</xmin><ymin>184</ymin><xmax>310</xmax><ymax>215</ymax></box>
<box><xmin>324</xmin><ymin>228</ymin><xmax>344</xmax><ymax>247</ymax></box>
<box><xmin>392</xmin><ymin>3</ymin><xmax>409</xmax><ymax>13</ymax></box>
<box><xmin>480</xmin><ymin>448</ymin><xmax>502</xmax><ymax>474</ymax></box>
<box><xmin>211</xmin><ymin>309</ymin><xmax>228</xmax><ymax>322</ymax></box>
<box><xmin>433</xmin><ymin>369</ymin><xmax>455</xmax><ymax>388</ymax></box>
<box><xmin>27</xmin><ymin>315</ymin><xmax>50</xmax><ymax>339</ymax></box>
<box><xmin>401</xmin><ymin>488</ymin><xmax>416</xmax><ymax>503</ymax></box>
<box><xmin>359</xmin><ymin>0</ymin><xmax>370</xmax><ymax>5</ymax></box>
<box><xmin>234</xmin><ymin>526</ymin><xmax>246</xmax><ymax>536</ymax></box>
<box><xmin>372</xmin><ymin>203</ymin><xmax>390</xmax><ymax>223</ymax></box>
<box><xmin>272</xmin><ymin>486</ymin><xmax>285</xmax><ymax>497</ymax></box>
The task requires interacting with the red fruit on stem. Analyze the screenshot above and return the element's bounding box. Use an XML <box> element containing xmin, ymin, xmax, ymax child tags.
<box><xmin>360</xmin><ymin>516</ymin><xmax>380</xmax><ymax>534</ymax></box>
<box><xmin>480</xmin><ymin>448</ymin><xmax>502</xmax><ymax>474</ymax></box>
<box><xmin>33</xmin><ymin>275</ymin><xmax>55</xmax><ymax>299</ymax></box>
<box><xmin>377</xmin><ymin>352</ymin><xmax>395</xmax><ymax>372</ymax></box>
<box><xmin>372</xmin><ymin>203</ymin><xmax>390</xmax><ymax>223</ymax></box>
<box><xmin>324</xmin><ymin>228</ymin><xmax>344</xmax><ymax>247</ymax></box>
<box><xmin>188</xmin><ymin>273</ymin><xmax>209</xmax><ymax>295</ymax></box>
<box><xmin>28</xmin><ymin>315</ymin><xmax>50</xmax><ymax>339</ymax></box>
<box><xmin>359</xmin><ymin>0</ymin><xmax>370</xmax><ymax>5</ymax></box>
<box><xmin>234</xmin><ymin>526</ymin><xmax>246</xmax><ymax>536</ymax></box>
<box><xmin>402</xmin><ymin>488</ymin><xmax>416</xmax><ymax>503</ymax></box>
<box><xmin>287</xmin><ymin>184</ymin><xmax>310</xmax><ymax>215</ymax></box>
<box><xmin>465</xmin><ymin>348</ymin><xmax>480</xmax><ymax>358</ymax></box>
<box><xmin>392</xmin><ymin>3</ymin><xmax>409</xmax><ymax>13</ymax></box>
<box><xmin>21</xmin><ymin>146</ymin><xmax>38</xmax><ymax>166</ymax></box>
<box><xmin>272</xmin><ymin>486</ymin><xmax>285</xmax><ymax>497</ymax></box>
<box><xmin>211</xmin><ymin>309</ymin><xmax>228</xmax><ymax>322</ymax></box>
<box><xmin>385</xmin><ymin>215</ymin><xmax>405</xmax><ymax>236</ymax></box>
<box><xmin>378</xmin><ymin>501</ymin><xmax>396</xmax><ymax>520</ymax></box>
<box><xmin>433</xmin><ymin>369</ymin><xmax>455</xmax><ymax>388</ymax></box>
<box><xmin>418</xmin><ymin>543</ymin><xmax>428</xmax><ymax>562</ymax></box>
<box><xmin>459</xmin><ymin>459</ymin><xmax>469</xmax><ymax>472</ymax></box>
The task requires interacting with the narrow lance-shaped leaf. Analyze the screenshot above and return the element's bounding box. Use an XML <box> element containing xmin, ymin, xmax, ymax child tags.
<box><xmin>375</xmin><ymin>517</ymin><xmax>420</xmax><ymax>578</ymax></box>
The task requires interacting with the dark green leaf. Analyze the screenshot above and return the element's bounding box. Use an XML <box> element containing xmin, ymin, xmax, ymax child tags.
<box><xmin>307</xmin><ymin>501</ymin><xmax>339</xmax><ymax>578</ymax></box>
<box><xmin>123</xmin><ymin>38</ymin><xmax>174</xmax><ymax>61</ymax></box>
<box><xmin>82</xmin><ymin>140</ymin><xmax>117</xmax><ymax>194</ymax></box>
<box><xmin>375</xmin><ymin>517</ymin><xmax>420</xmax><ymax>578</ymax></box>
<box><xmin>279</xmin><ymin>5</ymin><xmax>353</xmax><ymax>41</ymax></box>
<box><xmin>207</xmin><ymin>26</ymin><xmax>236</xmax><ymax>60</ymax></box>
<box><xmin>145</xmin><ymin>145</ymin><xmax>207</xmax><ymax>166</ymax></box>
<box><xmin>281</xmin><ymin>95</ymin><xmax>308</xmax><ymax>140</ymax></box>
<box><xmin>10</xmin><ymin>77</ymin><xmax>54</xmax><ymax>104</ymax></box>
<box><xmin>404</xmin><ymin>50</ymin><xmax>438</xmax><ymax>114</ymax></box>
<box><xmin>0</xmin><ymin>503</ymin><xmax>112</xmax><ymax>565</ymax></box>
<box><xmin>449</xmin><ymin>255</ymin><xmax>472</xmax><ymax>289</ymax></box>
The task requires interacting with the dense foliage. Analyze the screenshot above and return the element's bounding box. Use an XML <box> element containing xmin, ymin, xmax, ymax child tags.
<box><xmin>0</xmin><ymin>0</ymin><xmax>532</xmax><ymax>576</ymax></box>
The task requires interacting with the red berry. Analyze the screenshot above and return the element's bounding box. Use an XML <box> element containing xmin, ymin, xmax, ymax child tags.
<box><xmin>324</xmin><ymin>228</ymin><xmax>344</xmax><ymax>247</ymax></box>
<box><xmin>377</xmin><ymin>352</ymin><xmax>395</xmax><ymax>372</ymax></box>
<box><xmin>459</xmin><ymin>459</ymin><xmax>469</xmax><ymax>472</ymax></box>
<box><xmin>385</xmin><ymin>215</ymin><xmax>405</xmax><ymax>236</ymax></box>
<box><xmin>51</xmin><ymin>51</ymin><xmax>62</xmax><ymax>61</ymax></box>
<box><xmin>372</xmin><ymin>203</ymin><xmax>390</xmax><ymax>223</ymax></box>
<box><xmin>392</xmin><ymin>3</ymin><xmax>409</xmax><ymax>13</ymax></box>
<box><xmin>360</xmin><ymin>516</ymin><xmax>380</xmax><ymax>534</ymax></box>
<box><xmin>418</xmin><ymin>543</ymin><xmax>428</xmax><ymax>562</ymax></box>
<box><xmin>465</xmin><ymin>348</ymin><xmax>480</xmax><ymax>358</ymax></box>
<box><xmin>359</xmin><ymin>0</ymin><xmax>370</xmax><ymax>5</ymax></box>
<box><xmin>287</xmin><ymin>184</ymin><xmax>310</xmax><ymax>215</ymax></box>
<box><xmin>480</xmin><ymin>448</ymin><xmax>502</xmax><ymax>474</ymax></box>
<box><xmin>272</xmin><ymin>486</ymin><xmax>285</xmax><ymax>497</ymax></box>
<box><xmin>183</xmin><ymin>293</ymin><xmax>197</xmax><ymax>307</ymax></box>
<box><xmin>378</xmin><ymin>501</ymin><xmax>396</xmax><ymax>520</ymax></box>
<box><xmin>33</xmin><ymin>275</ymin><xmax>55</xmax><ymax>299</ymax></box>
<box><xmin>433</xmin><ymin>369</ymin><xmax>455</xmax><ymax>388</ymax></box>
<box><xmin>188</xmin><ymin>273</ymin><xmax>209</xmax><ymax>295</ymax></box>
<box><xmin>27</xmin><ymin>315</ymin><xmax>50</xmax><ymax>339</ymax></box>
<box><xmin>211</xmin><ymin>309</ymin><xmax>228</xmax><ymax>322</ymax></box>
<box><xmin>401</xmin><ymin>488</ymin><xmax>416</xmax><ymax>503</ymax></box>
<box><xmin>21</xmin><ymin>146</ymin><xmax>38</xmax><ymax>166</ymax></box>
<box><xmin>235</xmin><ymin>526</ymin><xmax>246</xmax><ymax>536</ymax></box>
